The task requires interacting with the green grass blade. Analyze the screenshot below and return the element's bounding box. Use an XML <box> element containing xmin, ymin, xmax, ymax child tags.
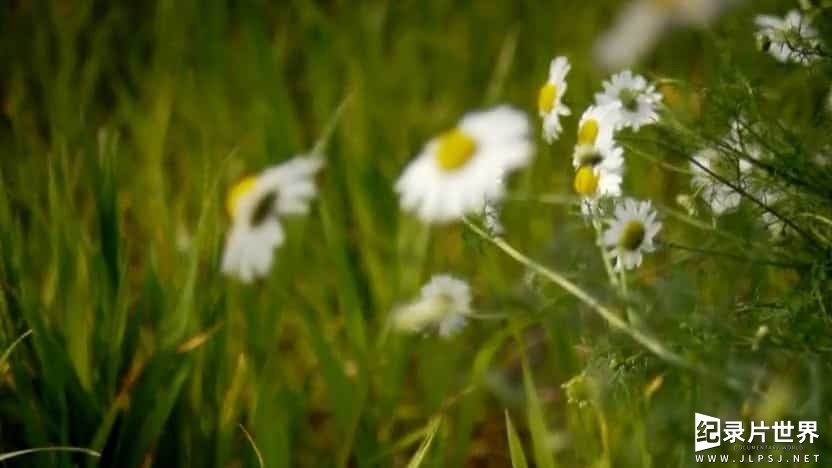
<box><xmin>511</xmin><ymin>320</ymin><xmax>557</xmax><ymax>468</ymax></box>
<box><xmin>405</xmin><ymin>416</ymin><xmax>442</xmax><ymax>468</ymax></box>
<box><xmin>504</xmin><ymin>411</ymin><xmax>529</xmax><ymax>468</ymax></box>
<box><xmin>0</xmin><ymin>329</ymin><xmax>32</xmax><ymax>369</ymax></box>
<box><xmin>0</xmin><ymin>446</ymin><xmax>100</xmax><ymax>462</ymax></box>
<box><xmin>239</xmin><ymin>424</ymin><xmax>264</xmax><ymax>468</ymax></box>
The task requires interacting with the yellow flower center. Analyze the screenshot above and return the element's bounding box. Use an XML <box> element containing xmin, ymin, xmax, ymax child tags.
<box><xmin>618</xmin><ymin>221</ymin><xmax>646</xmax><ymax>251</ymax></box>
<box><xmin>435</xmin><ymin>128</ymin><xmax>477</xmax><ymax>171</ymax></box>
<box><xmin>538</xmin><ymin>83</ymin><xmax>558</xmax><ymax>114</ymax></box>
<box><xmin>227</xmin><ymin>176</ymin><xmax>258</xmax><ymax>217</ymax></box>
<box><xmin>578</xmin><ymin>118</ymin><xmax>599</xmax><ymax>146</ymax></box>
<box><xmin>573</xmin><ymin>166</ymin><xmax>600</xmax><ymax>196</ymax></box>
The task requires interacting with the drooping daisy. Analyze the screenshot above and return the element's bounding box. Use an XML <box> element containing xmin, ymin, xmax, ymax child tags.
<box><xmin>594</xmin><ymin>70</ymin><xmax>662</xmax><ymax>130</ymax></box>
<box><xmin>572</xmin><ymin>104</ymin><xmax>622</xmax><ymax>165</ymax></box>
<box><xmin>690</xmin><ymin>148</ymin><xmax>752</xmax><ymax>216</ymax></box>
<box><xmin>594</xmin><ymin>0</ymin><xmax>737</xmax><ymax>70</ymax></box>
<box><xmin>391</xmin><ymin>274</ymin><xmax>472</xmax><ymax>338</ymax></box>
<box><xmin>572</xmin><ymin>104</ymin><xmax>624</xmax><ymax>174</ymax></box>
<box><xmin>574</xmin><ymin>163</ymin><xmax>624</xmax><ymax>217</ymax></box>
<box><xmin>572</xmin><ymin>104</ymin><xmax>625</xmax><ymax>213</ymax></box>
<box><xmin>755</xmin><ymin>10</ymin><xmax>820</xmax><ymax>65</ymax></box>
<box><xmin>395</xmin><ymin>106</ymin><xmax>534</xmax><ymax>224</ymax></box>
<box><xmin>221</xmin><ymin>155</ymin><xmax>324</xmax><ymax>282</ymax></box>
<box><xmin>573</xmin><ymin>138</ymin><xmax>624</xmax><ymax>208</ymax></box>
<box><xmin>538</xmin><ymin>56</ymin><xmax>572</xmax><ymax>143</ymax></box>
<box><xmin>603</xmin><ymin>198</ymin><xmax>662</xmax><ymax>270</ymax></box>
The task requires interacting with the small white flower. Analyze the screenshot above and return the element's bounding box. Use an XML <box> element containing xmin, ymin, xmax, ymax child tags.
<box><xmin>573</xmin><ymin>145</ymin><xmax>625</xmax><ymax>215</ymax></box>
<box><xmin>690</xmin><ymin>120</ymin><xmax>763</xmax><ymax>216</ymax></box>
<box><xmin>391</xmin><ymin>274</ymin><xmax>472</xmax><ymax>338</ymax></box>
<box><xmin>603</xmin><ymin>198</ymin><xmax>662</xmax><ymax>270</ymax></box>
<box><xmin>690</xmin><ymin>148</ymin><xmax>751</xmax><ymax>216</ymax></box>
<box><xmin>538</xmin><ymin>56</ymin><xmax>572</xmax><ymax>143</ymax></box>
<box><xmin>755</xmin><ymin>10</ymin><xmax>820</xmax><ymax>65</ymax></box>
<box><xmin>572</xmin><ymin>104</ymin><xmax>625</xmax><ymax>215</ymax></box>
<box><xmin>221</xmin><ymin>155</ymin><xmax>324</xmax><ymax>282</ymax></box>
<box><xmin>395</xmin><ymin>106</ymin><xmax>534</xmax><ymax>224</ymax></box>
<box><xmin>724</xmin><ymin>120</ymin><xmax>766</xmax><ymax>162</ymax></box>
<box><xmin>595</xmin><ymin>70</ymin><xmax>662</xmax><ymax>130</ymax></box>
<box><xmin>594</xmin><ymin>0</ymin><xmax>736</xmax><ymax>70</ymax></box>
<box><xmin>573</xmin><ymin>104</ymin><xmax>622</xmax><ymax>159</ymax></box>
<box><xmin>576</xmin><ymin>165</ymin><xmax>624</xmax><ymax>218</ymax></box>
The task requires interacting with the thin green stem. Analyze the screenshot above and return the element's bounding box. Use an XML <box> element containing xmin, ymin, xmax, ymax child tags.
<box><xmin>592</xmin><ymin>219</ymin><xmax>619</xmax><ymax>289</ymax></box>
<box><xmin>463</xmin><ymin>218</ymin><xmax>746</xmax><ymax>393</ymax></box>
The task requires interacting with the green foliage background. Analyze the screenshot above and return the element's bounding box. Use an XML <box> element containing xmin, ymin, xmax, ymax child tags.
<box><xmin>2</xmin><ymin>0</ymin><xmax>832</xmax><ymax>466</ymax></box>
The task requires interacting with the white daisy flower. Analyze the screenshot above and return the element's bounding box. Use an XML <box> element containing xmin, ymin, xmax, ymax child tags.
<box><xmin>572</xmin><ymin>104</ymin><xmax>626</xmax><ymax>215</ymax></box>
<box><xmin>575</xmin><ymin>164</ymin><xmax>625</xmax><ymax>217</ymax></box>
<box><xmin>395</xmin><ymin>106</ymin><xmax>534</xmax><ymax>224</ymax></box>
<box><xmin>572</xmin><ymin>104</ymin><xmax>624</xmax><ymax>173</ymax></box>
<box><xmin>603</xmin><ymin>198</ymin><xmax>662</xmax><ymax>271</ymax></box>
<box><xmin>755</xmin><ymin>10</ymin><xmax>820</xmax><ymax>65</ymax></box>
<box><xmin>221</xmin><ymin>155</ymin><xmax>324</xmax><ymax>282</ymax></box>
<box><xmin>594</xmin><ymin>0</ymin><xmax>736</xmax><ymax>70</ymax></box>
<box><xmin>573</xmin><ymin>141</ymin><xmax>624</xmax><ymax>197</ymax></box>
<box><xmin>573</xmin><ymin>104</ymin><xmax>622</xmax><ymax>163</ymax></box>
<box><xmin>391</xmin><ymin>274</ymin><xmax>472</xmax><ymax>338</ymax></box>
<box><xmin>690</xmin><ymin>148</ymin><xmax>752</xmax><ymax>216</ymax></box>
<box><xmin>595</xmin><ymin>70</ymin><xmax>662</xmax><ymax>130</ymax></box>
<box><xmin>538</xmin><ymin>56</ymin><xmax>572</xmax><ymax>143</ymax></box>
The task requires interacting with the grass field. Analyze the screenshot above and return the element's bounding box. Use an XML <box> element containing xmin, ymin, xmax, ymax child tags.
<box><xmin>2</xmin><ymin>1</ymin><xmax>832</xmax><ymax>467</ymax></box>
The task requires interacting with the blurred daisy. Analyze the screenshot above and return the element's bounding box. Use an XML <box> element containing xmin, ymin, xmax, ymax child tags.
<box><xmin>760</xmin><ymin>204</ymin><xmax>786</xmax><ymax>240</ymax></box>
<box><xmin>221</xmin><ymin>155</ymin><xmax>324</xmax><ymax>282</ymax></box>
<box><xmin>724</xmin><ymin>119</ymin><xmax>765</xmax><ymax>161</ymax></box>
<box><xmin>603</xmin><ymin>198</ymin><xmax>662</xmax><ymax>270</ymax></box>
<box><xmin>755</xmin><ymin>10</ymin><xmax>820</xmax><ymax>65</ymax></box>
<box><xmin>690</xmin><ymin>148</ymin><xmax>751</xmax><ymax>216</ymax></box>
<box><xmin>573</xmin><ymin>145</ymin><xmax>624</xmax><ymax>208</ymax></box>
<box><xmin>572</xmin><ymin>104</ymin><xmax>625</xmax><ymax>215</ymax></box>
<box><xmin>538</xmin><ymin>56</ymin><xmax>572</xmax><ymax>143</ymax></box>
<box><xmin>572</xmin><ymin>104</ymin><xmax>623</xmax><ymax>171</ymax></box>
<box><xmin>594</xmin><ymin>0</ymin><xmax>738</xmax><ymax>70</ymax></box>
<box><xmin>574</xmin><ymin>164</ymin><xmax>624</xmax><ymax>216</ymax></box>
<box><xmin>395</xmin><ymin>106</ymin><xmax>534</xmax><ymax>224</ymax></box>
<box><xmin>391</xmin><ymin>274</ymin><xmax>472</xmax><ymax>338</ymax></box>
<box><xmin>754</xmin><ymin>187</ymin><xmax>788</xmax><ymax>239</ymax></box>
<box><xmin>691</xmin><ymin>120</ymin><xmax>764</xmax><ymax>215</ymax></box>
<box><xmin>573</xmin><ymin>104</ymin><xmax>621</xmax><ymax>160</ymax></box>
<box><xmin>595</xmin><ymin>70</ymin><xmax>662</xmax><ymax>130</ymax></box>
<box><xmin>574</xmin><ymin>163</ymin><xmax>624</xmax><ymax>198</ymax></box>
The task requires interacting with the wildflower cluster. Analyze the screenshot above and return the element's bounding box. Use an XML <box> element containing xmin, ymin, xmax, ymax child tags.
<box><xmin>554</xmin><ymin>60</ymin><xmax>664</xmax><ymax>271</ymax></box>
<box><xmin>215</xmin><ymin>2</ymin><xmax>832</xmax><ymax>347</ymax></box>
<box><xmin>216</xmin><ymin>47</ymin><xmax>673</xmax><ymax>337</ymax></box>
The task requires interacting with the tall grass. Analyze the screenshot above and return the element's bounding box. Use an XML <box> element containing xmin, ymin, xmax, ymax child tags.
<box><xmin>1</xmin><ymin>0</ymin><xmax>831</xmax><ymax>467</ymax></box>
